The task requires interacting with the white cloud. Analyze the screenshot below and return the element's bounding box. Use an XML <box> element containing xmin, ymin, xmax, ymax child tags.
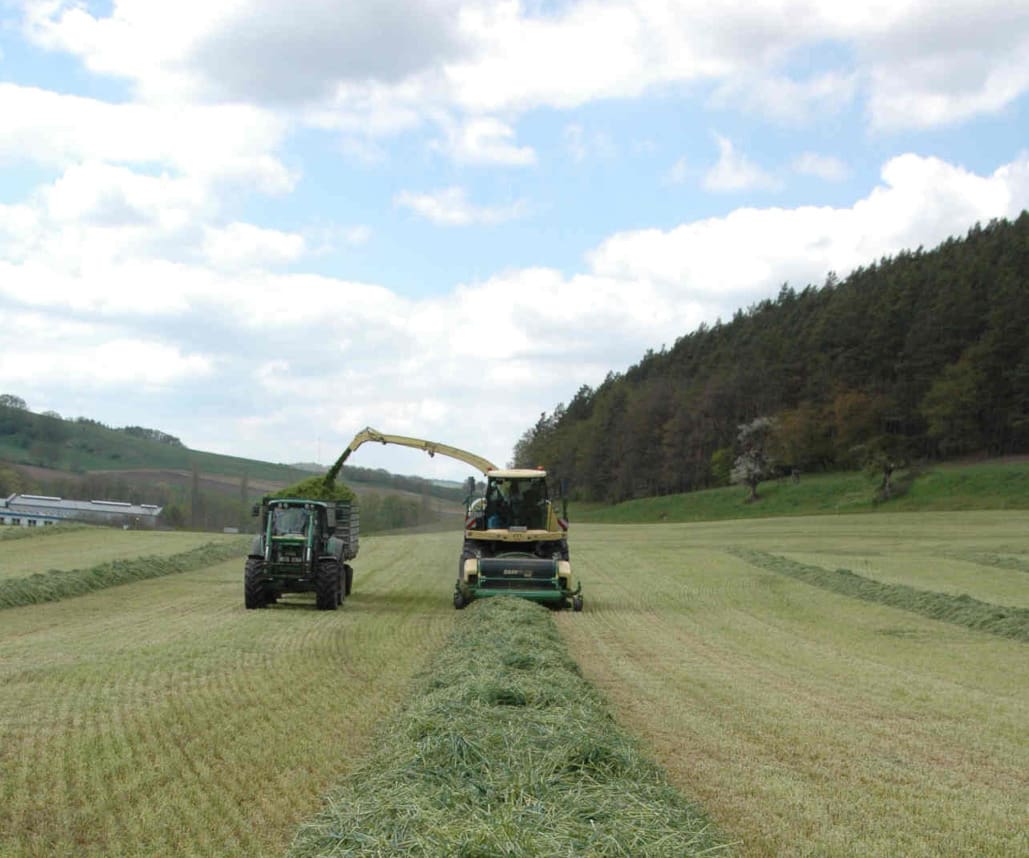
<box><xmin>0</xmin><ymin>328</ymin><xmax>212</xmax><ymax>389</ymax></box>
<box><xmin>0</xmin><ymin>84</ymin><xmax>292</xmax><ymax>189</ymax></box>
<box><xmin>591</xmin><ymin>153</ymin><xmax>1029</xmax><ymax>300</ymax></box>
<box><xmin>17</xmin><ymin>0</ymin><xmax>1029</xmax><ymax>154</ymax></box>
<box><xmin>793</xmin><ymin>152</ymin><xmax>849</xmax><ymax>181</ymax></box>
<box><xmin>666</xmin><ymin>156</ymin><xmax>690</xmax><ymax>185</ymax></box>
<box><xmin>394</xmin><ymin>186</ymin><xmax>528</xmax><ymax>226</ymax></box>
<box><xmin>703</xmin><ymin>136</ymin><xmax>781</xmax><ymax>192</ymax></box>
<box><xmin>433</xmin><ymin>116</ymin><xmax>536</xmax><ymax>166</ymax></box>
<box><xmin>563</xmin><ymin>123</ymin><xmax>616</xmax><ymax>163</ymax></box>
<box><xmin>712</xmin><ymin>70</ymin><xmax>858</xmax><ymax>124</ymax></box>
<box><xmin>203</xmin><ymin>222</ymin><xmax>306</xmax><ymax>270</ymax></box>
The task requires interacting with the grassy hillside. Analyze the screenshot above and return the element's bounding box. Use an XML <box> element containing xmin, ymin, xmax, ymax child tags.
<box><xmin>576</xmin><ymin>459</ymin><xmax>1029</xmax><ymax>524</ymax></box>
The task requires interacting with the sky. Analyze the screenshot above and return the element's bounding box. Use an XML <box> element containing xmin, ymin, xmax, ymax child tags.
<box><xmin>1</xmin><ymin>0</ymin><xmax>1028</xmax><ymax>482</ymax></box>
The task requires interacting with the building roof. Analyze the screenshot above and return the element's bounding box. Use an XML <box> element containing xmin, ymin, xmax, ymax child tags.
<box><xmin>2</xmin><ymin>493</ymin><xmax>163</xmax><ymax>517</ymax></box>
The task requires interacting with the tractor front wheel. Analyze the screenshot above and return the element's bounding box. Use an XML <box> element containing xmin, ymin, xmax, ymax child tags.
<box><xmin>316</xmin><ymin>560</ymin><xmax>340</xmax><ymax>611</ymax></box>
<box><xmin>344</xmin><ymin>564</ymin><xmax>354</xmax><ymax>596</ymax></box>
<box><xmin>571</xmin><ymin>595</ymin><xmax>583</xmax><ymax>612</ymax></box>
<box><xmin>244</xmin><ymin>559</ymin><xmax>267</xmax><ymax>609</ymax></box>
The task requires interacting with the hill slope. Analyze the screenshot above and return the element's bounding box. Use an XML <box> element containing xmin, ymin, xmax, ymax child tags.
<box><xmin>515</xmin><ymin>214</ymin><xmax>1029</xmax><ymax>503</ymax></box>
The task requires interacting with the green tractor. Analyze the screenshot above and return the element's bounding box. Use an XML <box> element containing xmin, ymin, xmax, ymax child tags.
<box><xmin>244</xmin><ymin>497</ymin><xmax>359</xmax><ymax>610</ymax></box>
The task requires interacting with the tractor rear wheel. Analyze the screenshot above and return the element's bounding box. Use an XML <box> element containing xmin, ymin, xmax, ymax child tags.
<box><xmin>244</xmin><ymin>559</ymin><xmax>267</xmax><ymax>609</ymax></box>
<box><xmin>315</xmin><ymin>560</ymin><xmax>340</xmax><ymax>611</ymax></box>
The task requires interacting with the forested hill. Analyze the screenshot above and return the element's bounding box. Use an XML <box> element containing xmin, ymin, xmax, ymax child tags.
<box><xmin>514</xmin><ymin>214</ymin><xmax>1029</xmax><ymax>503</ymax></box>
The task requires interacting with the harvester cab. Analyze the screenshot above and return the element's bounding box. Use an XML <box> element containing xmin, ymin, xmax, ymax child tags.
<box><xmin>326</xmin><ymin>428</ymin><xmax>582</xmax><ymax>611</ymax></box>
<box><xmin>458</xmin><ymin>469</ymin><xmax>578</xmax><ymax>611</ymax></box>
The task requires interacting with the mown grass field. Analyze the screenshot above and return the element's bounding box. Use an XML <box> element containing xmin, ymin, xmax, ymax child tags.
<box><xmin>558</xmin><ymin>513</ymin><xmax>1029</xmax><ymax>858</ymax></box>
<box><xmin>1</xmin><ymin>512</ymin><xmax>1027</xmax><ymax>856</ymax></box>
<box><xmin>0</xmin><ymin>528</ymin><xmax>237</xmax><ymax>580</ymax></box>
<box><xmin>0</xmin><ymin>531</ymin><xmax>461</xmax><ymax>857</ymax></box>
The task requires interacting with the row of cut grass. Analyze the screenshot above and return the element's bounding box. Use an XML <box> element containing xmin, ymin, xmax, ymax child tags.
<box><xmin>731</xmin><ymin>547</ymin><xmax>1029</xmax><ymax>641</ymax></box>
<box><xmin>0</xmin><ymin>537</ymin><xmax>248</xmax><ymax>608</ymax></box>
<box><xmin>0</xmin><ymin>526</ymin><xmax>236</xmax><ymax>579</ymax></box>
<box><xmin>0</xmin><ymin>523</ymin><xmax>90</xmax><ymax>542</ymax></box>
<box><xmin>780</xmin><ymin>548</ymin><xmax>1029</xmax><ymax>609</ymax></box>
<box><xmin>288</xmin><ymin>595</ymin><xmax>729</xmax><ymax>857</ymax></box>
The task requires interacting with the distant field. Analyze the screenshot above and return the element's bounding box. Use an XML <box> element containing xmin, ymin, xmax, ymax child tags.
<box><xmin>1</xmin><ymin>514</ymin><xmax>1026</xmax><ymax>857</ymax></box>
<box><xmin>0</xmin><ymin>528</ymin><xmax>238</xmax><ymax>580</ymax></box>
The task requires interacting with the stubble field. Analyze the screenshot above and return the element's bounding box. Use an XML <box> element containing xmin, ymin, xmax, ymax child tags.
<box><xmin>1</xmin><ymin>512</ymin><xmax>1026</xmax><ymax>856</ymax></box>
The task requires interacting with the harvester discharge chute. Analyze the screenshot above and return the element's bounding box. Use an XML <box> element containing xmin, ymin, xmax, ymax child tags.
<box><xmin>330</xmin><ymin>427</ymin><xmax>581</xmax><ymax>611</ymax></box>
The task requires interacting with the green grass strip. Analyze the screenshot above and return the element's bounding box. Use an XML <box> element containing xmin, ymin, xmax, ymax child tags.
<box><xmin>0</xmin><ymin>538</ymin><xmax>247</xmax><ymax>609</ymax></box>
<box><xmin>0</xmin><ymin>522</ymin><xmax>91</xmax><ymax>542</ymax></box>
<box><xmin>287</xmin><ymin>596</ymin><xmax>730</xmax><ymax>857</ymax></box>
<box><xmin>946</xmin><ymin>550</ymin><xmax>1029</xmax><ymax>576</ymax></box>
<box><xmin>732</xmin><ymin>548</ymin><xmax>1029</xmax><ymax>642</ymax></box>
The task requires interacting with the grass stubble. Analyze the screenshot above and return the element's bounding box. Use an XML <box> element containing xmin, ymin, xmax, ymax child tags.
<box><xmin>556</xmin><ymin>516</ymin><xmax>1029</xmax><ymax>858</ymax></box>
<box><xmin>3</xmin><ymin>513</ymin><xmax>1027</xmax><ymax>857</ymax></box>
<box><xmin>0</xmin><ymin>532</ymin><xmax>460</xmax><ymax>857</ymax></box>
<box><xmin>287</xmin><ymin>596</ymin><xmax>729</xmax><ymax>857</ymax></box>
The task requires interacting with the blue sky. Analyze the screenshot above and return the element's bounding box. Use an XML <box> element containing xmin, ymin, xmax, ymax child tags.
<box><xmin>1</xmin><ymin>1</ymin><xmax>1028</xmax><ymax>480</ymax></box>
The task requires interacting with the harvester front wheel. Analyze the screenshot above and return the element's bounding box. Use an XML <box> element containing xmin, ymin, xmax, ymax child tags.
<box><xmin>244</xmin><ymin>559</ymin><xmax>267</xmax><ymax>609</ymax></box>
<box><xmin>315</xmin><ymin>560</ymin><xmax>340</xmax><ymax>611</ymax></box>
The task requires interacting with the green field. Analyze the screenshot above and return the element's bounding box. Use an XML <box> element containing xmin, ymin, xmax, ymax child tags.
<box><xmin>577</xmin><ymin>460</ymin><xmax>1029</xmax><ymax>524</ymax></box>
<box><xmin>1</xmin><ymin>514</ymin><xmax>1027</xmax><ymax>857</ymax></box>
<box><xmin>0</xmin><ymin>528</ymin><xmax>237</xmax><ymax>580</ymax></box>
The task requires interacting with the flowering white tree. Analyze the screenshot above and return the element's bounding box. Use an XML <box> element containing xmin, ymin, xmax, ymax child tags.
<box><xmin>731</xmin><ymin>417</ymin><xmax>777</xmax><ymax>502</ymax></box>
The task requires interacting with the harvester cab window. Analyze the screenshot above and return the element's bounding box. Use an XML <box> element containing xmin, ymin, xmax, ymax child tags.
<box><xmin>511</xmin><ymin>478</ymin><xmax>546</xmax><ymax>528</ymax></box>
<box><xmin>272</xmin><ymin>506</ymin><xmax>309</xmax><ymax>535</ymax></box>
<box><xmin>485</xmin><ymin>479</ymin><xmax>511</xmax><ymax>528</ymax></box>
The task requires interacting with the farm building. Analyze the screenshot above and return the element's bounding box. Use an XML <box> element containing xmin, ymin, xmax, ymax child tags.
<box><xmin>0</xmin><ymin>494</ymin><xmax>163</xmax><ymax>529</ymax></box>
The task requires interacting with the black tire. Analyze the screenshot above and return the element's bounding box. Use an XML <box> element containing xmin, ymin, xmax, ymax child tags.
<box><xmin>315</xmin><ymin>559</ymin><xmax>340</xmax><ymax>611</ymax></box>
<box><xmin>244</xmin><ymin>558</ymin><xmax>267</xmax><ymax>609</ymax></box>
<box><xmin>344</xmin><ymin>564</ymin><xmax>353</xmax><ymax>596</ymax></box>
<box><xmin>572</xmin><ymin>595</ymin><xmax>583</xmax><ymax>612</ymax></box>
<box><xmin>453</xmin><ymin>590</ymin><xmax>467</xmax><ymax>610</ymax></box>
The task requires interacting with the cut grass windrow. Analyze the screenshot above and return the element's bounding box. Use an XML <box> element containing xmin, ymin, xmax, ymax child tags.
<box><xmin>287</xmin><ymin>596</ymin><xmax>730</xmax><ymax>858</ymax></box>
<box><xmin>0</xmin><ymin>522</ymin><xmax>90</xmax><ymax>542</ymax></box>
<box><xmin>732</xmin><ymin>547</ymin><xmax>1029</xmax><ymax>642</ymax></box>
<box><xmin>0</xmin><ymin>538</ymin><xmax>247</xmax><ymax>609</ymax></box>
<box><xmin>946</xmin><ymin>549</ymin><xmax>1029</xmax><ymax>576</ymax></box>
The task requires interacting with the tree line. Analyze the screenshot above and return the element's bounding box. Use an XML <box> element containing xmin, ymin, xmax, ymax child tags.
<box><xmin>513</xmin><ymin>214</ymin><xmax>1029</xmax><ymax>502</ymax></box>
